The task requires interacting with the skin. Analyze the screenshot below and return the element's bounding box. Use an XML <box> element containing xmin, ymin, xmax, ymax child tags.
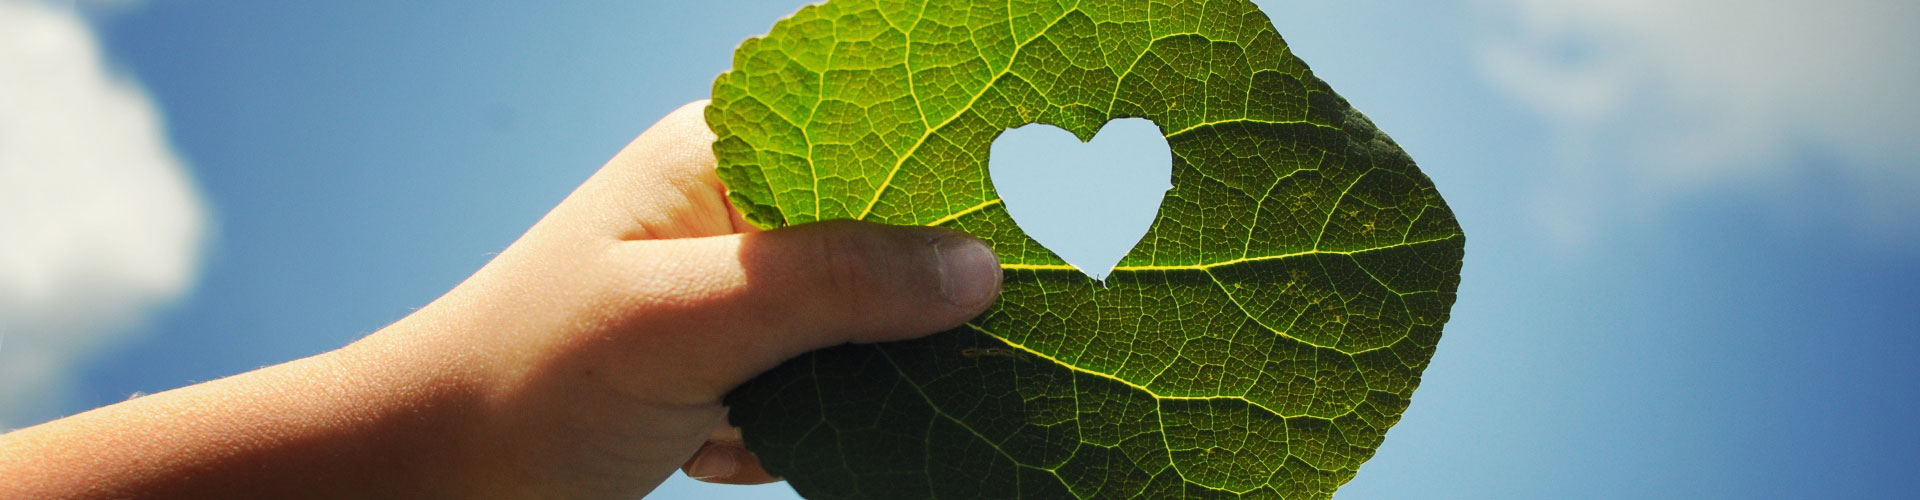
<box><xmin>0</xmin><ymin>100</ymin><xmax>1003</xmax><ymax>499</ymax></box>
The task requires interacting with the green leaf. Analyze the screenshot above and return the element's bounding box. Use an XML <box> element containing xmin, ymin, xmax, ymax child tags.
<box><xmin>707</xmin><ymin>0</ymin><xmax>1463</xmax><ymax>498</ymax></box>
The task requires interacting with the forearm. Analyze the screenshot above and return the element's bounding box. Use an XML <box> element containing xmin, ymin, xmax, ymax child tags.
<box><xmin>0</xmin><ymin>316</ymin><xmax>501</xmax><ymax>499</ymax></box>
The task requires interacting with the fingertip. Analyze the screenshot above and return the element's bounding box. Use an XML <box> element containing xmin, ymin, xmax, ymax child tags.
<box><xmin>683</xmin><ymin>442</ymin><xmax>780</xmax><ymax>485</ymax></box>
<box><xmin>933</xmin><ymin>233</ymin><xmax>1001</xmax><ymax>312</ymax></box>
<box><xmin>668</xmin><ymin>99</ymin><xmax>713</xmax><ymax>125</ymax></box>
<box><xmin>683</xmin><ymin>443</ymin><xmax>736</xmax><ymax>481</ymax></box>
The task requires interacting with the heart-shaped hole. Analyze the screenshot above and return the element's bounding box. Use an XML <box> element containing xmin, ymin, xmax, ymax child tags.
<box><xmin>987</xmin><ymin>118</ymin><xmax>1171</xmax><ymax>281</ymax></box>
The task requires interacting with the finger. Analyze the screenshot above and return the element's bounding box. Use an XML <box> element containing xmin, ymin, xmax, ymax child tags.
<box><xmin>549</xmin><ymin>100</ymin><xmax>739</xmax><ymax>240</ymax></box>
<box><xmin>681</xmin><ymin>440</ymin><xmax>779</xmax><ymax>485</ymax></box>
<box><xmin>682</xmin><ymin>423</ymin><xmax>778</xmax><ymax>484</ymax></box>
<box><xmin>607</xmin><ymin>220</ymin><xmax>1001</xmax><ymax>390</ymax></box>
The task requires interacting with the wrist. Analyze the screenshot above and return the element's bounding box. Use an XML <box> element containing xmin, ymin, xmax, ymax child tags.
<box><xmin>328</xmin><ymin>306</ymin><xmax>529</xmax><ymax>498</ymax></box>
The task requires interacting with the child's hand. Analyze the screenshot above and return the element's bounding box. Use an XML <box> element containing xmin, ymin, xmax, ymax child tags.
<box><xmin>396</xmin><ymin>100</ymin><xmax>1003</xmax><ymax>496</ymax></box>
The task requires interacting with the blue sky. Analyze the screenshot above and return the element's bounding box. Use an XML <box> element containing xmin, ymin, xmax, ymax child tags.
<box><xmin>2</xmin><ymin>1</ymin><xmax>1917</xmax><ymax>498</ymax></box>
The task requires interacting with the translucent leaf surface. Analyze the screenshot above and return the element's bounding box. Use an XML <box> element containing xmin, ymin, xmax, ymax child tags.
<box><xmin>707</xmin><ymin>0</ymin><xmax>1464</xmax><ymax>498</ymax></box>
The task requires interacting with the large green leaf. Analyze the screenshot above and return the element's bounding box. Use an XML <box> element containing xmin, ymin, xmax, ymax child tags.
<box><xmin>707</xmin><ymin>0</ymin><xmax>1463</xmax><ymax>498</ymax></box>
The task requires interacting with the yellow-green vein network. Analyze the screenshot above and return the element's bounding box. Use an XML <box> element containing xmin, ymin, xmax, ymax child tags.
<box><xmin>709</xmin><ymin>0</ymin><xmax>1464</xmax><ymax>498</ymax></box>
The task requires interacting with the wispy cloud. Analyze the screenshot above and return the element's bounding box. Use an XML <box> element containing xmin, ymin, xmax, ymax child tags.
<box><xmin>1479</xmin><ymin>0</ymin><xmax>1920</xmax><ymax>248</ymax></box>
<box><xmin>0</xmin><ymin>0</ymin><xmax>210</xmax><ymax>428</ymax></box>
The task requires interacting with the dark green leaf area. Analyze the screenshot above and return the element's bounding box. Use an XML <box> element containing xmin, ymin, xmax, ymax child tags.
<box><xmin>710</xmin><ymin>0</ymin><xmax>1464</xmax><ymax>498</ymax></box>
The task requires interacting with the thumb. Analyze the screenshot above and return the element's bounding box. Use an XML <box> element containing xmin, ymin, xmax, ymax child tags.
<box><xmin>610</xmin><ymin>220</ymin><xmax>1002</xmax><ymax>392</ymax></box>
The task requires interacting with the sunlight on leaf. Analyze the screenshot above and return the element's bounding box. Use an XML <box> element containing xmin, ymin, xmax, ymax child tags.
<box><xmin>709</xmin><ymin>1</ymin><xmax>1464</xmax><ymax>498</ymax></box>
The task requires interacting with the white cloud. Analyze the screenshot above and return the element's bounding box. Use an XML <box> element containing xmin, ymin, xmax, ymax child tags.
<box><xmin>1479</xmin><ymin>0</ymin><xmax>1920</xmax><ymax>247</ymax></box>
<box><xmin>0</xmin><ymin>0</ymin><xmax>210</xmax><ymax>428</ymax></box>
